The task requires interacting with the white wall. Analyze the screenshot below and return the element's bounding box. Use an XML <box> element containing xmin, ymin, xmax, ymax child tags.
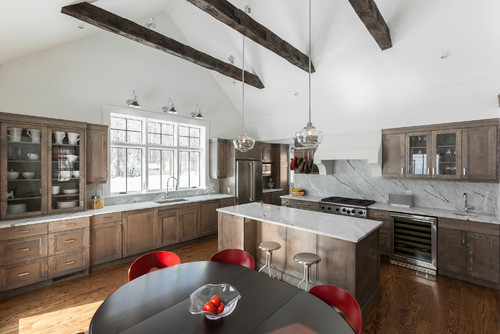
<box><xmin>0</xmin><ymin>12</ymin><xmax>242</xmax><ymax>139</ymax></box>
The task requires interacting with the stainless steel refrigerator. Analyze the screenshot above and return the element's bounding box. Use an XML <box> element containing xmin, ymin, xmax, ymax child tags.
<box><xmin>236</xmin><ymin>160</ymin><xmax>262</xmax><ymax>204</ymax></box>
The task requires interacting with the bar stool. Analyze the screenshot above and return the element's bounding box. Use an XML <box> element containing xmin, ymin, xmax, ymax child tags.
<box><xmin>293</xmin><ymin>252</ymin><xmax>321</xmax><ymax>291</ymax></box>
<box><xmin>258</xmin><ymin>241</ymin><xmax>281</xmax><ymax>279</ymax></box>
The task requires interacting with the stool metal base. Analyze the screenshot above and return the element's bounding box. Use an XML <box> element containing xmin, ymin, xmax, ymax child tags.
<box><xmin>293</xmin><ymin>252</ymin><xmax>321</xmax><ymax>291</ymax></box>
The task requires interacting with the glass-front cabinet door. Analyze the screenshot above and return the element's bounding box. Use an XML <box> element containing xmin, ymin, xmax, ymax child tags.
<box><xmin>1</xmin><ymin>123</ymin><xmax>47</xmax><ymax>218</ymax></box>
<box><xmin>431</xmin><ymin>129</ymin><xmax>461</xmax><ymax>180</ymax></box>
<box><xmin>48</xmin><ymin>127</ymin><xmax>85</xmax><ymax>213</ymax></box>
<box><xmin>405</xmin><ymin>132</ymin><xmax>431</xmax><ymax>178</ymax></box>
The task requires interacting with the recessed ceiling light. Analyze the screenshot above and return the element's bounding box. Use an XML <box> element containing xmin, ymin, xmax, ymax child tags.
<box><xmin>440</xmin><ymin>51</ymin><xmax>451</xmax><ymax>60</ymax></box>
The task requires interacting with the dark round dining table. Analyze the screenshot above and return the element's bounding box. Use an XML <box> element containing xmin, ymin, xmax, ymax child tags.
<box><xmin>89</xmin><ymin>261</ymin><xmax>354</xmax><ymax>333</ymax></box>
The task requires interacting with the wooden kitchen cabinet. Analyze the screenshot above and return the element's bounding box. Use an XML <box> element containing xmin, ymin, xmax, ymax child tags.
<box><xmin>209</xmin><ymin>139</ymin><xmax>229</xmax><ymax>179</ymax></box>
<box><xmin>179</xmin><ymin>204</ymin><xmax>198</xmax><ymax>241</ymax></box>
<box><xmin>86</xmin><ymin>124</ymin><xmax>108</xmax><ymax>184</ymax></box>
<box><xmin>382</xmin><ymin>118</ymin><xmax>499</xmax><ymax>182</ymax></box>
<box><xmin>158</xmin><ymin>209</ymin><xmax>180</xmax><ymax>247</ymax></box>
<box><xmin>281</xmin><ymin>198</ymin><xmax>319</xmax><ymax>211</ymax></box>
<box><xmin>0</xmin><ymin>223</ymin><xmax>48</xmax><ymax>291</ymax></box>
<box><xmin>199</xmin><ymin>200</ymin><xmax>219</xmax><ymax>236</ymax></box>
<box><xmin>90</xmin><ymin>212</ymin><xmax>122</xmax><ymax>266</ymax></box>
<box><xmin>122</xmin><ymin>208</ymin><xmax>158</xmax><ymax>257</ymax></box>
<box><xmin>367</xmin><ymin>209</ymin><xmax>391</xmax><ymax>258</ymax></box>
<box><xmin>47</xmin><ymin>217</ymin><xmax>89</xmax><ymax>278</ymax></box>
<box><xmin>382</xmin><ymin>133</ymin><xmax>405</xmax><ymax>177</ymax></box>
<box><xmin>438</xmin><ymin>218</ymin><xmax>499</xmax><ymax>289</ymax></box>
<box><xmin>263</xmin><ymin>192</ymin><xmax>281</xmax><ymax>205</ymax></box>
<box><xmin>260</xmin><ymin>143</ymin><xmax>273</xmax><ymax>162</ymax></box>
<box><xmin>462</xmin><ymin>125</ymin><xmax>497</xmax><ymax>181</ymax></box>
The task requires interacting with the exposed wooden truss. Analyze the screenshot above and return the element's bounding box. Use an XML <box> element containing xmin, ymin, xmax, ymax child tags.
<box><xmin>348</xmin><ymin>0</ymin><xmax>392</xmax><ymax>50</ymax></box>
<box><xmin>61</xmin><ymin>2</ymin><xmax>264</xmax><ymax>89</ymax></box>
<box><xmin>185</xmin><ymin>0</ymin><xmax>315</xmax><ymax>73</ymax></box>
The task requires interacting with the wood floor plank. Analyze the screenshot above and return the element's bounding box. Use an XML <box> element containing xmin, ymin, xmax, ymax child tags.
<box><xmin>1</xmin><ymin>237</ymin><xmax>499</xmax><ymax>334</ymax></box>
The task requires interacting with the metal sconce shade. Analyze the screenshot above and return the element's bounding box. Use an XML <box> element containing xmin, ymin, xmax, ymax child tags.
<box><xmin>233</xmin><ymin>132</ymin><xmax>256</xmax><ymax>152</ymax></box>
<box><xmin>162</xmin><ymin>98</ymin><xmax>177</xmax><ymax>114</ymax></box>
<box><xmin>295</xmin><ymin>0</ymin><xmax>323</xmax><ymax>148</ymax></box>
<box><xmin>295</xmin><ymin>122</ymin><xmax>324</xmax><ymax>148</ymax></box>
<box><xmin>126</xmin><ymin>90</ymin><xmax>140</xmax><ymax>108</ymax></box>
<box><xmin>191</xmin><ymin>104</ymin><xmax>204</xmax><ymax>119</ymax></box>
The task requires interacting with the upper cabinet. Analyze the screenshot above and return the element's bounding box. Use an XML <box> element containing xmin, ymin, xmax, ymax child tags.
<box><xmin>209</xmin><ymin>138</ymin><xmax>229</xmax><ymax>179</ymax></box>
<box><xmin>86</xmin><ymin>124</ymin><xmax>109</xmax><ymax>184</ymax></box>
<box><xmin>0</xmin><ymin>112</ymin><xmax>107</xmax><ymax>219</ymax></box>
<box><xmin>382</xmin><ymin>119</ymin><xmax>499</xmax><ymax>182</ymax></box>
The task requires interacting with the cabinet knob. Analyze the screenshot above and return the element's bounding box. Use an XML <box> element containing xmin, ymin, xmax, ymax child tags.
<box><xmin>400</xmin><ymin>167</ymin><xmax>404</xmax><ymax>175</ymax></box>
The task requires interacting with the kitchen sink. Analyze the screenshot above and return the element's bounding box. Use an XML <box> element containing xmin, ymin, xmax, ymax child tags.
<box><xmin>155</xmin><ymin>198</ymin><xmax>188</xmax><ymax>204</ymax></box>
<box><xmin>453</xmin><ymin>212</ymin><xmax>477</xmax><ymax>217</ymax></box>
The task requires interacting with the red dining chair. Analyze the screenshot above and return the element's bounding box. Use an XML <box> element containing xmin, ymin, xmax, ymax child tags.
<box><xmin>309</xmin><ymin>285</ymin><xmax>362</xmax><ymax>334</ymax></box>
<box><xmin>128</xmin><ymin>251</ymin><xmax>181</xmax><ymax>281</ymax></box>
<box><xmin>210</xmin><ymin>249</ymin><xmax>256</xmax><ymax>270</ymax></box>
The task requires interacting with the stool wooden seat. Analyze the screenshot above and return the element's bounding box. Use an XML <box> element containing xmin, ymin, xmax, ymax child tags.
<box><xmin>258</xmin><ymin>241</ymin><xmax>281</xmax><ymax>279</ymax></box>
<box><xmin>293</xmin><ymin>252</ymin><xmax>321</xmax><ymax>291</ymax></box>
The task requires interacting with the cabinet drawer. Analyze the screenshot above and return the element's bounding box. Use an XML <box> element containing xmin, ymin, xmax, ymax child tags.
<box><xmin>49</xmin><ymin>229</ymin><xmax>88</xmax><ymax>255</ymax></box>
<box><xmin>158</xmin><ymin>203</ymin><xmax>197</xmax><ymax>215</ymax></box>
<box><xmin>219</xmin><ymin>198</ymin><xmax>235</xmax><ymax>207</ymax></box>
<box><xmin>0</xmin><ymin>223</ymin><xmax>48</xmax><ymax>241</ymax></box>
<box><xmin>0</xmin><ymin>259</ymin><xmax>48</xmax><ymax>291</ymax></box>
<box><xmin>48</xmin><ymin>249</ymin><xmax>89</xmax><ymax>278</ymax></box>
<box><xmin>91</xmin><ymin>213</ymin><xmax>121</xmax><ymax>226</ymax></box>
<box><xmin>49</xmin><ymin>217</ymin><xmax>89</xmax><ymax>233</ymax></box>
<box><xmin>294</xmin><ymin>201</ymin><xmax>319</xmax><ymax>211</ymax></box>
<box><xmin>2</xmin><ymin>235</ymin><xmax>48</xmax><ymax>265</ymax></box>
<box><xmin>281</xmin><ymin>198</ymin><xmax>290</xmax><ymax>206</ymax></box>
<box><xmin>367</xmin><ymin>209</ymin><xmax>390</xmax><ymax>220</ymax></box>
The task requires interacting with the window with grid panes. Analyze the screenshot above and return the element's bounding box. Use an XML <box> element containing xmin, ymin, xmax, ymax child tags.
<box><xmin>109</xmin><ymin>113</ymin><xmax>205</xmax><ymax>193</ymax></box>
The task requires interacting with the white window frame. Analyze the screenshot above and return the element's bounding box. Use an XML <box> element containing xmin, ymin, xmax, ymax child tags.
<box><xmin>102</xmin><ymin>105</ymin><xmax>209</xmax><ymax>196</ymax></box>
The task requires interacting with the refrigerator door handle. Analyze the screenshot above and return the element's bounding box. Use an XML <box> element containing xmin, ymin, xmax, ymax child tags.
<box><xmin>249</xmin><ymin>162</ymin><xmax>254</xmax><ymax>201</ymax></box>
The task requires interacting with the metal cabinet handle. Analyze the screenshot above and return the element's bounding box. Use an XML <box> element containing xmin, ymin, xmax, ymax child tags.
<box><xmin>17</xmin><ymin>272</ymin><xmax>30</xmax><ymax>277</ymax></box>
<box><xmin>64</xmin><ymin>260</ymin><xmax>76</xmax><ymax>266</ymax></box>
<box><xmin>462</xmin><ymin>234</ymin><xmax>466</xmax><ymax>245</ymax></box>
<box><xmin>463</xmin><ymin>168</ymin><xmax>467</xmax><ymax>176</ymax></box>
<box><xmin>401</xmin><ymin>167</ymin><xmax>404</xmax><ymax>175</ymax></box>
<box><xmin>18</xmin><ymin>247</ymin><xmax>30</xmax><ymax>252</ymax></box>
<box><xmin>18</xmin><ymin>229</ymin><xmax>30</xmax><ymax>234</ymax></box>
<box><xmin>427</xmin><ymin>168</ymin><xmax>430</xmax><ymax>175</ymax></box>
<box><xmin>432</xmin><ymin>168</ymin><xmax>435</xmax><ymax>175</ymax></box>
<box><xmin>64</xmin><ymin>239</ymin><xmax>76</xmax><ymax>243</ymax></box>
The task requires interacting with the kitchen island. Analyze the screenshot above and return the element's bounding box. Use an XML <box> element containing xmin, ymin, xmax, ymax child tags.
<box><xmin>217</xmin><ymin>202</ymin><xmax>383</xmax><ymax>316</ymax></box>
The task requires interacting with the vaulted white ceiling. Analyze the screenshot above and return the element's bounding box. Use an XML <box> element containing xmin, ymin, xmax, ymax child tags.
<box><xmin>1</xmin><ymin>0</ymin><xmax>499</xmax><ymax>144</ymax></box>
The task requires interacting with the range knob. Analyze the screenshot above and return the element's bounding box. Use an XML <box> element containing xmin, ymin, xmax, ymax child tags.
<box><xmin>320</xmin><ymin>205</ymin><xmax>325</xmax><ymax>210</ymax></box>
<box><xmin>342</xmin><ymin>208</ymin><xmax>347</xmax><ymax>212</ymax></box>
<box><xmin>358</xmin><ymin>210</ymin><xmax>364</xmax><ymax>215</ymax></box>
<box><xmin>327</xmin><ymin>206</ymin><xmax>331</xmax><ymax>210</ymax></box>
<box><xmin>335</xmin><ymin>207</ymin><xmax>340</xmax><ymax>211</ymax></box>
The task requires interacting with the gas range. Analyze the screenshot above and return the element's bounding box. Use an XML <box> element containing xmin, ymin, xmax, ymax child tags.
<box><xmin>319</xmin><ymin>196</ymin><xmax>376</xmax><ymax>218</ymax></box>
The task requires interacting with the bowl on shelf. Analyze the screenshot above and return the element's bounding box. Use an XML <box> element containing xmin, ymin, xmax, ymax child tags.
<box><xmin>52</xmin><ymin>186</ymin><xmax>60</xmax><ymax>195</ymax></box>
<box><xmin>22</xmin><ymin>172</ymin><xmax>36</xmax><ymax>179</ymax></box>
<box><xmin>189</xmin><ymin>283</ymin><xmax>241</xmax><ymax>320</ymax></box>
<box><xmin>7</xmin><ymin>203</ymin><xmax>27</xmax><ymax>214</ymax></box>
<box><xmin>56</xmin><ymin>200</ymin><xmax>78</xmax><ymax>209</ymax></box>
<box><xmin>72</xmin><ymin>170</ymin><xmax>80</xmax><ymax>178</ymax></box>
<box><xmin>7</xmin><ymin>171</ymin><xmax>20</xmax><ymax>180</ymax></box>
<box><xmin>66</xmin><ymin>155</ymin><xmax>79</xmax><ymax>163</ymax></box>
<box><xmin>58</xmin><ymin>171</ymin><xmax>72</xmax><ymax>179</ymax></box>
<box><xmin>63</xmin><ymin>189</ymin><xmax>78</xmax><ymax>194</ymax></box>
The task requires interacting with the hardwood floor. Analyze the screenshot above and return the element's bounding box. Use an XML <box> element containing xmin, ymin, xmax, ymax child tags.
<box><xmin>0</xmin><ymin>237</ymin><xmax>498</xmax><ymax>334</ymax></box>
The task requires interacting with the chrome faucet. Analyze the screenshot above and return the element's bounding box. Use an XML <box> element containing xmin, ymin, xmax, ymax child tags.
<box><xmin>166</xmin><ymin>176</ymin><xmax>178</xmax><ymax>198</ymax></box>
<box><xmin>463</xmin><ymin>193</ymin><xmax>474</xmax><ymax>213</ymax></box>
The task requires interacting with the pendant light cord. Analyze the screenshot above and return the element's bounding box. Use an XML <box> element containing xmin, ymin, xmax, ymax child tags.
<box><xmin>308</xmin><ymin>0</ymin><xmax>312</xmax><ymax>125</ymax></box>
<box><xmin>242</xmin><ymin>36</ymin><xmax>246</xmax><ymax>132</ymax></box>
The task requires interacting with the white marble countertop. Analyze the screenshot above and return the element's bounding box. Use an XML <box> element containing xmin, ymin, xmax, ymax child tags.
<box><xmin>262</xmin><ymin>188</ymin><xmax>283</xmax><ymax>193</ymax></box>
<box><xmin>0</xmin><ymin>194</ymin><xmax>234</xmax><ymax>229</ymax></box>
<box><xmin>280</xmin><ymin>195</ymin><xmax>499</xmax><ymax>225</ymax></box>
<box><xmin>217</xmin><ymin>202</ymin><xmax>382</xmax><ymax>243</ymax></box>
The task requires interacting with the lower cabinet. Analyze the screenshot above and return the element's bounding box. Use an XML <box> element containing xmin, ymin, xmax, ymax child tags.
<box><xmin>179</xmin><ymin>204</ymin><xmax>198</xmax><ymax>241</ymax></box>
<box><xmin>367</xmin><ymin>209</ymin><xmax>391</xmax><ymax>258</ymax></box>
<box><xmin>263</xmin><ymin>192</ymin><xmax>282</xmax><ymax>205</ymax></box>
<box><xmin>122</xmin><ymin>209</ymin><xmax>158</xmax><ymax>257</ymax></box>
<box><xmin>47</xmin><ymin>218</ymin><xmax>89</xmax><ymax>279</ymax></box>
<box><xmin>281</xmin><ymin>198</ymin><xmax>319</xmax><ymax>211</ymax></box>
<box><xmin>199</xmin><ymin>200</ymin><xmax>219</xmax><ymax>236</ymax></box>
<box><xmin>90</xmin><ymin>213</ymin><xmax>122</xmax><ymax>266</ymax></box>
<box><xmin>438</xmin><ymin>218</ymin><xmax>499</xmax><ymax>289</ymax></box>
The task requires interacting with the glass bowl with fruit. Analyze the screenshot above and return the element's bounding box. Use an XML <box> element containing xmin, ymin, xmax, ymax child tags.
<box><xmin>189</xmin><ymin>283</ymin><xmax>241</xmax><ymax>320</ymax></box>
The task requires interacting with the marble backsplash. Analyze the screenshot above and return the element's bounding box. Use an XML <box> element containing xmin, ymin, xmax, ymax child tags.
<box><xmin>293</xmin><ymin>160</ymin><xmax>499</xmax><ymax>216</ymax></box>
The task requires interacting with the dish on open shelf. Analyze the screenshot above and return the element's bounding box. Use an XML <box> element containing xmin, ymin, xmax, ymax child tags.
<box><xmin>56</xmin><ymin>200</ymin><xmax>78</xmax><ymax>209</ymax></box>
<box><xmin>63</xmin><ymin>189</ymin><xmax>78</xmax><ymax>194</ymax></box>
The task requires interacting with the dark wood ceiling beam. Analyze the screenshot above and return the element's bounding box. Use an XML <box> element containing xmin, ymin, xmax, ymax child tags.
<box><xmin>185</xmin><ymin>0</ymin><xmax>314</xmax><ymax>73</ymax></box>
<box><xmin>348</xmin><ymin>0</ymin><xmax>392</xmax><ymax>50</ymax></box>
<box><xmin>61</xmin><ymin>2</ymin><xmax>264</xmax><ymax>89</ymax></box>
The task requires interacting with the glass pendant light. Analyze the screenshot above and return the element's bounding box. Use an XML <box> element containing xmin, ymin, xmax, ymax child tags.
<box><xmin>295</xmin><ymin>0</ymin><xmax>323</xmax><ymax>148</ymax></box>
<box><xmin>233</xmin><ymin>35</ymin><xmax>255</xmax><ymax>152</ymax></box>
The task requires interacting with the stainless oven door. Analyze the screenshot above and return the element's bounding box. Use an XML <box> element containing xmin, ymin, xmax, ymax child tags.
<box><xmin>390</xmin><ymin>213</ymin><xmax>437</xmax><ymax>271</ymax></box>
